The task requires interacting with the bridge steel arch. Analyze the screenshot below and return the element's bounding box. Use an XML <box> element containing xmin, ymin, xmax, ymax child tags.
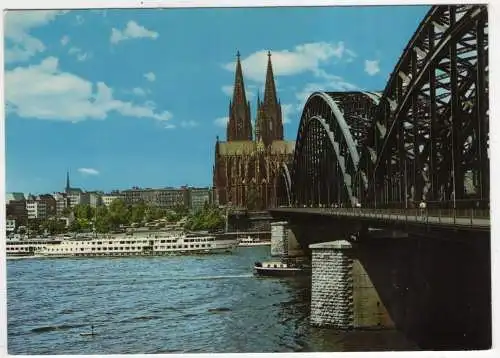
<box><xmin>356</xmin><ymin>4</ymin><xmax>489</xmax><ymax>209</ymax></box>
<box><xmin>275</xmin><ymin>162</ymin><xmax>293</xmax><ymax>207</ymax></box>
<box><xmin>288</xmin><ymin>91</ymin><xmax>379</xmax><ymax>208</ymax></box>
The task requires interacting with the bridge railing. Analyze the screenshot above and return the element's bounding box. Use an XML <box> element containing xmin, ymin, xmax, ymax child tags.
<box><xmin>277</xmin><ymin>203</ymin><xmax>490</xmax><ymax>227</ymax></box>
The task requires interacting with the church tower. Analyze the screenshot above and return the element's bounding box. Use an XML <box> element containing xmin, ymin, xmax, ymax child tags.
<box><xmin>65</xmin><ymin>171</ymin><xmax>70</xmax><ymax>193</ymax></box>
<box><xmin>255</xmin><ymin>51</ymin><xmax>283</xmax><ymax>146</ymax></box>
<box><xmin>226</xmin><ymin>51</ymin><xmax>253</xmax><ymax>141</ymax></box>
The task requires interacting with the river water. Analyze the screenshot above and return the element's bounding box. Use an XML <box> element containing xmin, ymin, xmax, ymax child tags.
<box><xmin>7</xmin><ymin>246</ymin><xmax>417</xmax><ymax>354</ymax></box>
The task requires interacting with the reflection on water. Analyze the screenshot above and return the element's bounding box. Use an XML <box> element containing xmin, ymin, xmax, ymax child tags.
<box><xmin>7</xmin><ymin>246</ymin><xmax>417</xmax><ymax>354</ymax></box>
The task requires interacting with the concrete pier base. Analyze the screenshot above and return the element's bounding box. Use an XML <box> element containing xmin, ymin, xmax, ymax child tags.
<box><xmin>310</xmin><ymin>240</ymin><xmax>354</xmax><ymax>329</ymax></box>
<box><xmin>309</xmin><ymin>240</ymin><xmax>393</xmax><ymax>329</ymax></box>
<box><xmin>270</xmin><ymin>221</ymin><xmax>288</xmax><ymax>257</ymax></box>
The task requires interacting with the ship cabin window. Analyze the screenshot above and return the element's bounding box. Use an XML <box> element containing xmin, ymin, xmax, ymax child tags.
<box><xmin>92</xmin><ymin>248</ymin><xmax>96</xmax><ymax>251</ymax></box>
<box><xmin>80</xmin><ymin>248</ymin><xmax>84</xmax><ymax>251</ymax></box>
<box><xmin>184</xmin><ymin>245</ymin><xmax>188</xmax><ymax>248</ymax></box>
<box><xmin>195</xmin><ymin>244</ymin><xmax>200</xmax><ymax>248</ymax></box>
<box><xmin>120</xmin><ymin>241</ymin><xmax>124</xmax><ymax>244</ymax></box>
<box><xmin>201</xmin><ymin>244</ymin><xmax>206</xmax><ymax>248</ymax></box>
<box><xmin>161</xmin><ymin>240</ymin><xmax>165</xmax><ymax>243</ymax></box>
<box><xmin>97</xmin><ymin>247</ymin><xmax>101</xmax><ymax>251</ymax></box>
<box><xmin>97</xmin><ymin>241</ymin><xmax>102</xmax><ymax>245</ymax></box>
<box><xmin>109</xmin><ymin>241</ymin><xmax>112</xmax><ymax>244</ymax></box>
<box><xmin>125</xmin><ymin>247</ymin><xmax>130</xmax><ymax>250</ymax></box>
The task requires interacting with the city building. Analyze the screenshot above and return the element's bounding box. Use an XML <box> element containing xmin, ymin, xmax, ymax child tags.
<box><xmin>65</xmin><ymin>171</ymin><xmax>84</xmax><ymax>207</ymax></box>
<box><xmin>187</xmin><ymin>187</ymin><xmax>212</xmax><ymax>212</ymax></box>
<box><xmin>87</xmin><ymin>192</ymin><xmax>103</xmax><ymax>208</ymax></box>
<box><xmin>37</xmin><ymin>194</ymin><xmax>57</xmax><ymax>217</ymax></box>
<box><xmin>26</xmin><ymin>195</ymin><xmax>47</xmax><ymax>219</ymax></box>
<box><xmin>6</xmin><ymin>218</ymin><xmax>16</xmax><ymax>233</ymax></box>
<box><xmin>122</xmin><ymin>187</ymin><xmax>187</xmax><ymax>209</ymax></box>
<box><xmin>6</xmin><ymin>192</ymin><xmax>27</xmax><ymax>224</ymax></box>
<box><xmin>6</xmin><ymin>192</ymin><xmax>25</xmax><ymax>203</ymax></box>
<box><xmin>53</xmin><ymin>192</ymin><xmax>70</xmax><ymax>216</ymax></box>
<box><xmin>213</xmin><ymin>51</ymin><xmax>295</xmax><ymax>210</ymax></box>
<box><xmin>102</xmin><ymin>192</ymin><xmax>123</xmax><ymax>207</ymax></box>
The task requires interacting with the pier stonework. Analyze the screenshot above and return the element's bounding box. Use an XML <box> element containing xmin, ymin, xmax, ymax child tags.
<box><xmin>310</xmin><ymin>240</ymin><xmax>354</xmax><ymax>328</ymax></box>
<box><xmin>309</xmin><ymin>240</ymin><xmax>394</xmax><ymax>329</ymax></box>
<box><xmin>270</xmin><ymin>221</ymin><xmax>288</xmax><ymax>257</ymax></box>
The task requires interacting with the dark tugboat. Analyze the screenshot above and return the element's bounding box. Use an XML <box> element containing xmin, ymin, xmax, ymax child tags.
<box><xmin>253</xmin><ymin>257</ymin><xmax>311</xmax><ymax>277</ymax></box>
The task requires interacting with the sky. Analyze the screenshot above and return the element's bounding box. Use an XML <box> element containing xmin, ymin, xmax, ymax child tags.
<box><xmin>4</xmin><ymin>5</ymin><xmax>430</xmax><ymax>195</ymax></box>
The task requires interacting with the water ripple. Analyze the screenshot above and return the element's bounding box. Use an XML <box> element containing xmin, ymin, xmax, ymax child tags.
<box><xmin>7</xmin><ymin>246</ymin><xmax>416</xmax><ymax>354</ymax></box>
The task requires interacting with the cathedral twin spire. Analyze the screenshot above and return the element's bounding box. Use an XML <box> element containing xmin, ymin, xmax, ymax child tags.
<box><xmin>226</xmin><ymin>51</ymin><xmax>252</xmax><ymax>141</ymax></box>
<box><xmin>226</xmin><ymin>50</ymin><xmax>283</xmax><ymax>145</ymax></box>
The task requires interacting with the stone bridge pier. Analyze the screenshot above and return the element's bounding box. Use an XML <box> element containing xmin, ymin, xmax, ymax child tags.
<box><xmin>270</xmin><ymin>221</ymin><xmax>305</xmax><ymax>258</ymax></box>
<box><xmin>272</xmin><ymin>219</ymin><xmax>491</xmax><ymax>350</ymax></box>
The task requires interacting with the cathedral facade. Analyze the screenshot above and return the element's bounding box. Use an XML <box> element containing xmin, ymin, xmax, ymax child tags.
<box><xmin>213</xmin><ymin>51</ymin><xmax>295</xmax><ymax>210</ymax></box>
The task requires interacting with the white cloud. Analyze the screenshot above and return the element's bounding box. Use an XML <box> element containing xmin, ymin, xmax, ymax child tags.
<box><xmin>364</xmin><ymin>60</ymin><xmax>380</xmax><ymax>76</ymax></box>
<box><xmin>214</xmin><ymin>116</ymin><xmax>229</xmax><ymax>127</ymax></box>
<box><xmin>164</xmin><ymin>123</ymin><xmax>176</xmax><ymax>130</ymax></box>
<box><xmin>110</xmin><ymin>21</ymin><xmax>159</xmax><ymax>44</ymax></box>
<box><xmin>5</xmin><ymin>57</ymin><xmax>173</xmax><ymax>123</ymax></box>
<box><xmin>61</xmin><ymin>35</ymin><xmax>70</xmax><ymax>46</ymax></box>
<box><xmin>293</xmin><ymin>70</ymin><xmax>359</xmax><ymax>113</ymax></box>
<box><xmin>281</xmin><ymin>104</ymin><xmax>295</xmax><ymax>124</ymax></box>
<box><xmin>5</xmin><ymin>10</ymin><xmax>67</xmax><ymax>63</ymax></box>
<box><xmin>221</xmin><ymin>84</ymin><xmax>255</xmax><ymax>100</ymax></box>
<box><xmin>76</xmin><ymin>52</ymin><xmax>90</xmax><ymax>62</ymax></box>
<box><xmin>78</xmin><ymin>168</ymin><xmax>99</xmax><ymax>176</ymax></box>
<box><xmin>132</xmin><ymin>87</ymin><xmax>147</xmax><ymax>96</ymax></box>
<box><xmin>144</xmin><ymin>72</ymin><xmax>156</xmax><ymax>82</ymax></box>
<box><xmin>223</xmin><ymin>42</ymin><xmax>356</xmax><ymax>82</ymax></box>
<box><xmin>68</xmin><ymin>46</ymin><xmax>91</xmax><ymax>62</ymax></box>
<box><xmin>180</xmin><ymin>120</ymin><xmax>198</xmax><ymax>128</ymax></box>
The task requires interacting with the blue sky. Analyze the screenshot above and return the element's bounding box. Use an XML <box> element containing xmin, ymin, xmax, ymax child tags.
<box><xmin>4</xmin><ymin>5</ymin><xmax>430</xmax><ymax>195</ymax></box>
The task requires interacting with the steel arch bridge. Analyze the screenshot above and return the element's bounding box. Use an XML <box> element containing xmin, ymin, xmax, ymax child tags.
<box><xmin>277</xmin><ymin>4</ymin><xmax>489</xmax><ymax>210</ymax></box>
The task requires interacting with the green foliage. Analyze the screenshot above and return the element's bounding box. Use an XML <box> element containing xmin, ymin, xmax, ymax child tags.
<box><xmin>184</xmin><ymin>204</ymin><xmax>225</xmax><ymax>232</ymax></box>
<box><xmin>74</xmin><ymin>204</ymin><xmax>94</xmax><ymax>221</ymax></box>
<box><xmin>44</xmin><ymin>199</ymin><xmax>190</xmax><ymax>234</ymax></box>
<box><xmin>64</xmin><ymin>200</ymin><xmax>183</xmax><ymax>233</ymax></box>
<box><xmin>41</xmin><ymin>219</ymin><xmax>67</xmax><ymax>235</ymax></box>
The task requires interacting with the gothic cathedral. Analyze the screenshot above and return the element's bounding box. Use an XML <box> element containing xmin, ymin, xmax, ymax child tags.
<box><xmin>213</xmin><ymin>51</ymin><xmax>295</xmax><ymax>210</ymax></box>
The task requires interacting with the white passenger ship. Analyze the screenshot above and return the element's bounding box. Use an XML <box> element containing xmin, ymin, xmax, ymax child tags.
<box><xmin>36</xmin><ymin>233</ymin><xmax>238</xmax><ymax>258</ymax></box>
<box><xmin>6</xmin><ymin>238</ymin><xmax>62</xmax><ymax>258</ymax></box>
<box><xmin>238</xmin><ymin>235</ymin><xmax>271</xmax><ymax>247</ymax></box>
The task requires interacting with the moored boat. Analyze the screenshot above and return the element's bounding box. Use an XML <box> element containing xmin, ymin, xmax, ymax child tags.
<box><xmin>238</xmin><ymin>235</ymin><xmax>271</xmax><ymax>247</ymax></box>
<box><xmin>36</xmin><ymin>233</ymin><xmax>238</xmax><ymax>258</ymax></box>
<box><xmin>253</xmin><ymin>260</ymin><xmax>311</xmax><ymax>277</ymax></box>
<box><xmin>6</xmin><ymin>239</ymin><xmax>62</xmax><ymax>258</ymax></box>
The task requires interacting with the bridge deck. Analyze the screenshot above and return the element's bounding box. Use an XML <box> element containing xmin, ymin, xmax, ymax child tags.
<box><xmin>270</xmin><ymin>207</ymin><xmax>490</xmax><ymax>230</ymax></box>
